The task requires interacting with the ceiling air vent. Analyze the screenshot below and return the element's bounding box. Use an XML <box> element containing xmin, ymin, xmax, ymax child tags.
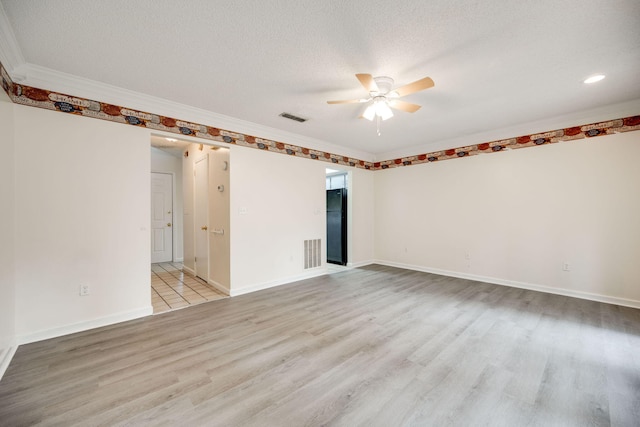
<box><xmin>279</xmin><ymin>112</ymin><xmax>307</xmax><ymax>123</ymax></box>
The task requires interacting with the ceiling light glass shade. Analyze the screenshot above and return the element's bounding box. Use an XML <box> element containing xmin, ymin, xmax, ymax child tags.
<box><xmin>376</xmin><ymin>101</ymin><xmax>394</xmax><ymax>120</ymax></box>
<box><xmin>362</xmin><ymin>104</ymin><xmax>376</xmax><ymax>121</ymax></box>
<box><xmin>363</xmin><ymin>98</ymin><xmax>394</xmax><ymax>121</ymax></box>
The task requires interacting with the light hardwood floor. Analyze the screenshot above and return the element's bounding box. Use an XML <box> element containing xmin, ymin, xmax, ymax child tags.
<box><xmin>1</xmin><ymin>265</ymin><xmax>639</xmax><ymax>426</ymax></box>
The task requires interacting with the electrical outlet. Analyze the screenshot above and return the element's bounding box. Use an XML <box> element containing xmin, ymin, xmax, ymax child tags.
<box><xmin>562</xmin><ymin>262</ymin><xmax>570</xmax><ymax>272</ymax></box>
<box><xmin>464</xmin><ymin>252</ymin><xmax>471</xmax><ymax>260</ymax></box>
<box><xmin>80</xmin><ymin>284</ymin><xmax>90</xmax><ymax>296</ymax></box>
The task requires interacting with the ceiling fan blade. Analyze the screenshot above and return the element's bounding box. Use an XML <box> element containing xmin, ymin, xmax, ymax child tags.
<box><xmin>394</xmin><ymin>77</ymin><xmax>434</xmax><ymax>97</ymax></box>
<box><xmin>327</xmin><ymin>99</ymin><xmax>368</xmax><ymax>104</ymax></box>
<box><xmin>356</xmin><ymin>73</ymin><xmax>379</xmax><ymax>93</ymax></box>
<box><xmin>390</xmin><ymin>100</ymin><xmax>422</xmax><ymax>113</ymax></box>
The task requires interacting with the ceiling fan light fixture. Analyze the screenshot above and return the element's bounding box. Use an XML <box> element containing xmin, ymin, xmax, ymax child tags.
<box><xmin>329</xmin><ymin>73</ymin><xmax>434</xmax><ymax>133</ymax></box>
<box><xmin>375</xmin><ymin>100</ymin><xmax>394</xmax><ymax>120</ymax></box>
<box><xmin>362</xmin><ymin>104</ymin><xmax>376</xmax><ymax>121</ymax></box>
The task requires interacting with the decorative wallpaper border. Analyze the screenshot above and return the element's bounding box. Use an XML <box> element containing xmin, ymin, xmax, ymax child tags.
<box><xmin>0</xmin><ymin>62</ymin><xmax>374</xmax><ymax>170</ymax></box>
<box><xmin>1</xmin><ymin>60</ymin><xmax>639</xmax><ymax>170</ymax></box>
<box><xmin>376</xmin><ymin>116</ymin><xmax>640</xmax><ymax>169</ymax></box>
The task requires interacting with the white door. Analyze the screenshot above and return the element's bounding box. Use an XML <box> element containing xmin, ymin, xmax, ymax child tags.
<box><xmin>208</xmin><ymin>149</ymin><xmax>230</xmax><ymax>290</ymax></box>
<box><xmin>150</xmin><ymin>172</ymin><xmax>173</xmax><ymax>263</ymax></box>
<box><xmin>194</xmin><ymin>157</ymin><xmax>209</xmax><ymax>281</ymax></box>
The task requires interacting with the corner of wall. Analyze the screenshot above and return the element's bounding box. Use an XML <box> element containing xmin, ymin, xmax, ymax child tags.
<box><xmin>373</xmin><ymin>132</ymin><xmax>640</xmax><ymax>307</ymax></box>
<box><xmin>0</xmin><ymin>92</ymin><xmax>16</xmax><ymax>381</ymax></box>
<box><xmin>0</xmin><ymin>344</ymin><xmax>18</xmax><ymax>381</ymax></box>
<box><xmin>375</xmin><ymin>260</ymin><xmax>640</xmax><ymax>310</ymax></box>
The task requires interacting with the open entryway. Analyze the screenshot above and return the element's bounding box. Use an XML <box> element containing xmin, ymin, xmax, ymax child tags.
<box><xmin>326</xmin><ymin>168</ymin><xmax>349</xmax><ymax>266</ymax></box>
<box><xmin>150</xmin><ymin>136</ymin><xmax>230</xmax><ymax>314</ymax></box>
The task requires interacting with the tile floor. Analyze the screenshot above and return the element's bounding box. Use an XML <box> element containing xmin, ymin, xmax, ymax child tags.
<box><xmin>151</xmin><ymin>262</ymin><xmax>228</xmax><ymax>314</ymax></box>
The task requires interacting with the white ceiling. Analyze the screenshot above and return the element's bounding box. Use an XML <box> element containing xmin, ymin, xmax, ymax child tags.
<box><xmin>150</xmin><ymin>135</ymin><xmax>191</xmax><ymax>158</ymax></box>
<box><xmin>1</xmin><ymin>0</ymin><xmax>639</xmax><ymax>160</ymax></box>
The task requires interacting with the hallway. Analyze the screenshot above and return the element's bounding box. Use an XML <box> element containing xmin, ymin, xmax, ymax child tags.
<box><xmin>151</xmin><ymin>262</ymin><xmax>227</xmax><ymax>314</ymax></box>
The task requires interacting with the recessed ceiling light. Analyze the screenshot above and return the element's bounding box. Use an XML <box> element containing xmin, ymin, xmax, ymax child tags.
<box><xmin>584</xmin><ymin>74</ymin><xmax>605</xmax><ymax>84</ymax></box>
<box><xmin>166</xmin><ymin>138</ymin><xmax>178</xmax><ymax>142</ymax></box>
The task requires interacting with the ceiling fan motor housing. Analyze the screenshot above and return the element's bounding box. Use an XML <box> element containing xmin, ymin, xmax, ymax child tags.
<box><xmin>373</xmin><ymin>76</ymin><xmax>394</xmax><ymax>95</ymax></box>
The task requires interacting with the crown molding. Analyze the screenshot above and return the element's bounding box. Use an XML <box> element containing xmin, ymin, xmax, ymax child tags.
<box><xmin>12</xmin><ymin>62</ymin><xmax>375</xmax><ymax>162</ymax></box>
<box><xmin>0</xmin><ymin>2</ymin><xmax>25</xmax><ymax>76</ymax></box>
<box><xmin>2</xmin><ymin>0</ymin><xmax>637</xmax><ymax>167</ymax></box>
<box><xmin>375</xmin><ymin>98</ymin><xmax>640</xmax><ymax>161</ymax></box>
<box><xmin>5</xmin><ymin>58</ymin><xmax>639</xmax><ymax>172</ymax></box>
<box><xmin>3</xmin><ymin>0</ymin><xmax>637</xmax><ymax>166</ymax></box>
<box><xmin>0</xmin><ymin>0</ymin><xmax>372</xmax><ymax>161</ymax></box>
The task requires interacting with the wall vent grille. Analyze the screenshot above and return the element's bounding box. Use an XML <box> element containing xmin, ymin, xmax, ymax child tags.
<box><xmin>304</xmin><ymin>239</ymin><xmax>322</xmax><ymax>269</ymax></box>
<box><xmin>279</xmin><ymin>112</ymin><xmax>307</xmax><ymax>123</ymax></box>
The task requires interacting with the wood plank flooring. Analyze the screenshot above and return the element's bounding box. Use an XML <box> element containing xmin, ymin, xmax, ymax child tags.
<box><xmin>1</xmin><ymin>265</ymin><xmax>639</xmax><ymax>426</ymax></box>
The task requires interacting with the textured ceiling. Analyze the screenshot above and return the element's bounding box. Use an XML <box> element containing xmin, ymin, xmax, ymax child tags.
<box><xmin>150</xmin><ymin>135</ymin><xmax>191</xmax><ymax>158</ymax></box>
<box><xmin>2</xmin><ymin>0</ymin><xmax>639</xmax><ymax>159</ymax></box>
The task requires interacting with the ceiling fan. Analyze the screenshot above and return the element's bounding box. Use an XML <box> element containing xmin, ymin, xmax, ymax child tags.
<box><xmin>327</xmin><ymin>73</ymin><xmax>435</xmax><ymax>135</ymax></box>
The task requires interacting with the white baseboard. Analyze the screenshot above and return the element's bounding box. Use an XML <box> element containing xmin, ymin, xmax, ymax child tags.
<box><xmin>230</xmin><ymin>267</ymin><xmax>328</xmax><ymax>297</ymax></box>
<box><xmin>229</xmin><ymin>262</ymin><xmax>374</xmax><ymax>297</ymax></box>
<box><xmin>174</xmin><ymin>257</ymin><xmax>184</xmax><ymax>263</ymax></box>
<box><xmin>17</xmin><ymin>306</ymin><xmax>153</xmax><ymax>345</ymax></box>
<box><xmin>0</xmin><ymin>344</ymin><xmax>18</xmax><ymax>381</ymax></box>
<box><xmin>374</xmin><ymin>260</ymin><xmax>640</xmax><ymax>310</ymax></box>
<box><xmin>346</xmin><ymin>260</ymin><xmax>375</xmax><ymax>268</ymax></box>
<box><xmin>207</xmin><ymin>279</ymin><xmax>230</xmax><ymax>296</ymax></box>
<box><xmin>183</xmin><ymin>265</ymin><xmax>195</xmax><ymax>276</ymax></box>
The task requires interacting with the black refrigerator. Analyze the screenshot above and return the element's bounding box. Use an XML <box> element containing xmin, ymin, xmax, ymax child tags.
<box><xmin>326</xmin><ymin>188</ymin><xmax>347</xmax><ymax>265</ymax></box>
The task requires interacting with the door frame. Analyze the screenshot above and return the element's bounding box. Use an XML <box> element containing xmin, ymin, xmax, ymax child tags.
<box><xmin>325</xmin><ymin>168</ymin><xmax>353</xmax><ymax>266</ymax></box>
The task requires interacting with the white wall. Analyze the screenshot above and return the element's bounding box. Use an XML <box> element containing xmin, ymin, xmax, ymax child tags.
<box><xmin>182</xmin><ymin>143</ymin><xmax>374</xmax><ymax>295</ymax></box>
<box><xmin>348</xmin><ymin>167</ymin><xmax>375</xmax><ymax>266</ymax></box>
<box><xmin>3</xmin><ymin>89</ymin><xmax>636</xmax><ymax>358</ymax></box>
<box><xmin>375</xmin><ymin>132</ymin><xmax>640</xmax><ymax>307</ymax></box>
<box><xmin>151</xmin><ymin>147</ymin><xmax>184</xmax><ymax>262</ymax></box>
<box><xmin>0</xmin><ymin>94</ymin><xmax>16</xmax><ymax>376</ymax></box>
<box><xmin>230</xmin><ymin>145</ymin><xmax>327</xmax><ymax>294</ymax></box>
<box><xmin>13</xmin><ymin>105</ymin><xmax>152</xmax><ymax>342</ymax></box>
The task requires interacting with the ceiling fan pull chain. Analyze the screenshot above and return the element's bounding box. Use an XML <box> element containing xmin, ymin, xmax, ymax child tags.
<box><xmin>377</xmin><ymin>115</ymin><xmax>381</xmax><ymax>136</ymax></box>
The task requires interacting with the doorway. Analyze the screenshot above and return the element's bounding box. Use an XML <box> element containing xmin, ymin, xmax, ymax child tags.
<box><xmin>326</xmin><ymin>169</ymin><xmax>348</xmax><ymax>265</ymax></box>
<box><xmin>149</xmin><ymin>138</ymin><xmax>231</xmax><ymax>314</ymax></box>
